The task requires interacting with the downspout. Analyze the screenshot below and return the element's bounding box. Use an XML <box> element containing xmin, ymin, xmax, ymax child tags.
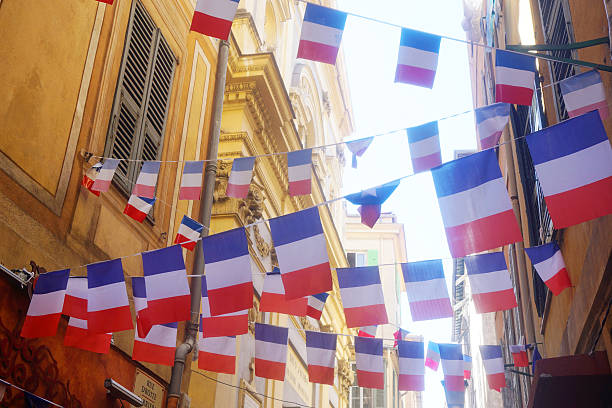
<box><xmin>503</xmin><ymin>127</ymin><xmax>537</xmax><ymax>347</ymax></box>
<box><xmin>167</xmin><ymin>39</ymin><xmax>230</xmax><ymax>407</ymax></box>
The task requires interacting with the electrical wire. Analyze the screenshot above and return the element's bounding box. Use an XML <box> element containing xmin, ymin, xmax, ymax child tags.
<box><xmin>0</xmin><ymin>378</ymin><xmax>63</xmax><ymax>408</ymax></box>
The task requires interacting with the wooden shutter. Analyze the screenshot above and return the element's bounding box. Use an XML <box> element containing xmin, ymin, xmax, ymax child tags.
<box><xmin>104</xmin><ymin>0</ymin><xmax>175</xmax><ymax>196</ymax></box>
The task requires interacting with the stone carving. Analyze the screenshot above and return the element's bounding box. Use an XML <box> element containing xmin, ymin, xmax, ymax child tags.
<box><xmin>213</xmin><ymin>160</ymin><xmax>232</xmax><ymax>203</ymax></box>
<box><xmin>248</xmin><ymin>298</ymin><xmax>261</xmax><ymax>335</ymax></box>
<box><xmin>337</xmin><ymin>360</ymin><xmax>355</xmax><ymax>398</ymax></box>
<box><xmin>299</xmin><ymin>317</ymin><xmax>316</xmax><ymax>332</ymax></box>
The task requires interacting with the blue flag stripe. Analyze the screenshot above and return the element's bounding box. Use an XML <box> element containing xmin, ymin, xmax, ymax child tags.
<box><xmin>337</xmin><ymin>266</ymin><xmax>381</xmax><ymax>288</ymax></box>
<box><xmin>231</xmin><ymin>156</ymin><xmax>256</xmax><ymax>172</ymax></box>
<box><xmin>480</xmin><ymin>345</ymin><xmax>502</xmax><ymax>360</ymax></box>
<box><xmin>142</xmin><ymin>245</ymin><xmax>185</xmax><ymax>276</ymax></box>
<box><xmin>183</xmin><ymin>160</ymin><xmax>204</xmax><ymax>174</ymax></box>
<box><xmin>398</xmin><ymin>341</ymin><xmax>425</xmax><ymax>359</ymax></box>
<box><xmin>181</xmin><ymin>215</ymin><xmax>203</xmax><ymax>233</ymax></box>
<box><xmin>496</xmin><ymin>49</ymin><xmax>536</xmax><ymax>72</ymax></box>
<box><xmin>401</xmin><ymin>260</ymin><xmax>444</xmax><ymax>282</ymax></box>
<box><xmin>559</xmin><ymin>70</ymin><xmax>601</xmax><ymax>94</ymax></box>
<box><xmin>407</xmin><ymin>121</ymin><xmax>439</xmax><ymax>143</ymax></box>
<box><xmin>303</xmin><ymin>3</ymin><xmax>347</xmax><ymax>30</ymax></box>
<box><xmin>431</xmin><ymin>149</ymin><xmax>502</xmax><ymax>197</ymax></box>
<box><xmin>269</xmin><ymin>207</ymin><xmax>323</xmax><ymax>246</ymax></box>
<box><xmin>355</xmin><ymin>336</ymin><xmax>383</xmax><ymax>355</ymax></box>
<box><xmin>88</xmin><ymin>259</ymin><xmax>124</xmax><ymax>288</ymax></box>
<box><xmin>34</xmin><ymin>269</ymin><xmax>70</xmax><ymax>294</ymax></box>
<box><xmin>202</xmin><ymin>227</ymin><xmax>249</xmax><ymax>263</ymax></box>
<box><xmin>287</xmin><ymin>149</ymin><xmax>312</xmax><ymax>167</ymax></box>
<box><xmin>465</xmin><ymin>252</ymin><xmax>507</xmax><ymax>275</ymax></box>
<box><xmin>344</xmin><ymin>180</ymin><xmax>401</xmax><ymax>206</ymax></box>
<box><xmin>475</xmin><ymin>103</ymin><xmax>510</xmax><ymax>123</ymax></box>
<box><xmin>132</xmin><ymin>276</ymin><xmax>146</xmax><ymax>298</ymax></box>
<box><xmin>438</xmin><ymin>343</ymin><xmax>463</xmax><ymax>360</ymax></box>
<box><xmin>399</xmin><ymin>28</ymin><xmax>441</xmax><ymax>53</ymax></box>
<box><xmin>306</xmin><ymin>331</ymin><xmax>337</xmax><ymax>350</ymax></box>
<box><xmin>524</xmin><ymin>242</ymin><xmax>559</xmax><ymax>264</ymax></box>
<box><xmin>255</xmin><ymin>323</ymin><xmax>289</xmax><ymax>345</ymax></box>
<box><xmin>525</xmin><ymin>111</ymin><xmax>608</xmax><ymax>165</ymax></box>
<box><xmin>140</xmin><ymin>161</ymin><xmax>161</xmax><ymax>174</ymax></box>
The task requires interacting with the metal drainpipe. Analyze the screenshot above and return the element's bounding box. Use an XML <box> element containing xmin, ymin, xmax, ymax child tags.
<box><xmin>503</xmin><ymin>128</ymin><xmax>537</xmax><ymax>347</ymax></box>
<box><xmin>166</xmin><ymin>39</ymin><xmax>230</xmax><ymax>407</ymax></box>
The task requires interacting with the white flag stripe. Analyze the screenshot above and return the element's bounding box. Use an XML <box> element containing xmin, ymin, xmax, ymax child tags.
<box><xmin>199</xmin><ymin>336</ymin><xmax>236</xmax><ymax>355</ymax></box>
<box><xmin>228</xmin><ymin>169</ymin><xmax>254</xmax><ymax>185</ymax></box>
<box><xmin>134</xmin><ymin>297</ymin><xmax>147</xmax><ymax>313</ymax></box>
<box><xmin>255</xmin><ymin>340</ymin><xmax>287</xmax><ymax>363</ymax></box>
<box><xmin>563</xmin><ymin>83</ymin><xmax>606</xmax><ymax>111</ymax></box>
<box><xmin>27</xmin><ymin>291</ymin><xmax>66</xmax><ymax>316</ymax></box>
<box><xmin>341</xmin><ymin>284</ymin><xmax>385</xmax><ymax>309</ymax></box>
<box><xmin>88</xmin><ymin>282</ymin><xmax>129</xmax><ymax>312</ymax></box>
<box><xmin>68</xmin><ymin>317</ymin><xmax>88</xmax><ymax>329</ymax></box>
<box><xmin>300</xmin><ymin>21</ymin><xmax>343</xmax><ymax>48</ymax></box>
<box><xmin>495</xmin><ymin>66</ymin><xmax>535</xmax><ymax>89</ymax></box>
<box><xmin>307</xmin><ymin>348</ymin><xmax>335</xmax><ymax>367</ymax></box>
<box><xmin>438</xmin><ymin>178</ymin><xmax>512</xmax><ymax>227</ymax></box>
<box><xmin>177</xmin><ymin>224</ymin><xmax>201</xmax><ymax>241</ymax></box>
<box><xmin>409</xmin><ymin>134</ymin><xmax>440</xmax><ymax>158</ymax></box>
<box><xmin>399</xmin><ymin>357</ymin><xmax>425</xmax><ymax>375</ymax></box>
<box><xmin>136</xmin><ymin>325</ymin><xmax>177</xmax><ymax>348</ymax></box>
<box><xmin>195</xmin><ymin>0</ymin><xmax>237</xmax><ymax>21</ymax></box>
<box><xmin>205</xmin><ymin>254</ymin><xmax>253</xmax><ymax>290</ymax></box>
<box><xmin>97</xmin><ymin>168</ymin><xmax>117</xmax><ymax>180</ymax></box>
<box><xmin>275</xmin><ymin>234</ymin><xmax>329</xmax><ymax>273</ymax></box>
<box><xmin>181</xmin><ymin>173</ymin><xmax>202</xmax><ymax>188</ymax></box>
<box><xmin>146</xmin><ymin>270</ymin><xmax>190</xmax><ymax>301</ymax></box>
<box><xmin>405</xmin><ymin>278</ymin><xmax>448</xmax><ymax>302</ymax></box>
<box><xmin>397</xmin><ymin>46</ymin><xmax>438</xmax><ymax>70</ymax></box>
<box><xmin>355</xmin><ymin>353</ymin><xmax>384</xmax><ymax>372</ymax></box>
<box><xmin>469</xmin><ymin>269</ymin><xmax>513</xmax><ymax>294</ymax></box>
<box><xmin>308</xmin><ymin>297</ymin><xmax>325</xmax><ymax>310</ymax></box>
<box><xmin>263</xmin><ymin>274</ymin><xmax>286</xmax><ymax>295</ymax></box>
<box><xmin>288</xmin><ymin>163</ymin><xmax>311</xmax><ymax>181</ymax></box>
<box><xmin>136</xmin><ymin>172</ymin><xmax>158</xmax><ymax>186</ymax></box>
<box><xmin>441</xmin><ymin>359</ymin><xmax>464</xmax><ymax>376</ymax></box>
<box><xmin>482</xmin><ymin>357</ymin><xmax>505</xmax><ymax>374</ymax></box>
<box><xmin>533</xmin><ymin>249</ymin><xmax>565</xmax><ymax>281</ymax></box>
<box><xmin>534</xmin><ymin>140</ymin><xmax>612</xmax><ymax>196</ymax></box>
<box><xmin>66</xmin><ymin>278</ymin><xmax>88</xmax><ymax>299</ymax></box>
<box><xmin>478</xmin><ymin>116</ymin><xmax>507</xmax><ymax>136</ymax></box>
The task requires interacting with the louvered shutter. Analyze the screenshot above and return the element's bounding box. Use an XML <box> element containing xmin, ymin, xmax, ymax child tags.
<box><xmin>103</xmin><ymin>0</ymin><xmax>175</xmax><ymax>197</ymax></box>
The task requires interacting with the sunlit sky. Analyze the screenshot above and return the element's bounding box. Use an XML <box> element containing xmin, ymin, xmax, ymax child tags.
<box><xmin>337</xmin><ymin>0</ymin><xmax>476</xmax><ymax>406</ymax></box>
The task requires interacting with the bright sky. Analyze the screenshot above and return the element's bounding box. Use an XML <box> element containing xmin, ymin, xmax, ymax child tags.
<box><xmin>337</xmin><ymin>0</ymin><xmax>477</xmax><ymax>406</ymax></box>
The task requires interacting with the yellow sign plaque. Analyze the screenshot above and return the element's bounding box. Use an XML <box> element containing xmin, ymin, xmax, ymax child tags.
<box><xmin>132</xmin><ymin>369</ymin><xmax>166</xmax><ymax>408</ymax></box>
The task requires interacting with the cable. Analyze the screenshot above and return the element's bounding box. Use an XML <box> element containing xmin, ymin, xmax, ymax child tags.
<box><xmin>191</xmin><ymin>370</ymin><xmax>313</xmax><ymax>408</ymax></box>
<box><xmin>0</xmin><ymin>378</ymin><xmax>63</xmax><ymax>408</ymax></box>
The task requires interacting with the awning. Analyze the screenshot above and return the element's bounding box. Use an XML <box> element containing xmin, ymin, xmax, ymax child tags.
<box><xmin>527</xmin><ymin>351</ymin><xmax>612</xmax><ymax>408</ymax></box>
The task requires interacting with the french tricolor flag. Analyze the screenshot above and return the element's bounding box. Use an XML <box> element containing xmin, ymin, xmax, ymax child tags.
<box><xmin>226</xmin><ymin>157</ymin><xmax>255</xmax><ymax>199</ymax></box>
<box><xmin>132</xmin><ymin>161</ymin><xmax>160</xmax><ymax>198</ymax></box>
<box><xmin>201</xmin><ymin>227</ymin><xmax>253</xmax><ymax>315</ymax></box>
<box><xmin>425</xmin><ymin>341</ymin><xmax>440</xmax><ymax>371</ymax></box>
<box><xmin>394</xmin><ymin>328</ymin><xmax>411</xmax><ymax>347</ymax></box>
<box><xmin>463</xmin><ymin>354</ymin><xmax>472</xmax><ymax>379</ymax></box>
<box><xmin>269</xmin><ymin>207</ymin><xmax>332</xmax><ymax>299</ymax></box>
<box><xmin>479</xmin><ymin>345</ymin><xmax>506</xmax><ymax>391</ymax></box>
<box><xmin>406</xmin><ymin>121</ymin><xmax>442</xmax><ymax>173</ymax></box>
<box><xmin>346</xmin><ymin>137</ymin><xmax>373</xmax><ymax>168</ymax></box>
<box><xmin>198</xmin><ymin>331</ymin><xmax>236</xmax><ymax>374</ymax></box>
<box><xmin>337</xmin><ymin>266</ymin><xmax>388</xmax><ymax>328</ymax></box>
<box><xmin>255</xmin><ymin>323</ymin><xmax>288</xmax><ymax>381</ymax></box>
<box><xmin>174</xmin><ymin>215</ymin><xmax>203</xmax><ymax>251</ymax></box>
<box><xmin>495</xmin><ymin>49</ymin><xmax>536</xmax><ymax>106</ymax></box>
<box><xmin>179</xmin><ymin>161</ymin><xmax>204</xmax><ymax>200</ymax></box>
<box><xmin>474</xmin><ymin>103</ymin><xmax>510</xmax><ymax>150</ymax></box>
<box><xmin>431</xmin><ymin>149</ymin><xmax>522</xmax><ymax>258</ymax></box>
<box><xmin>509</xmin><ymin>344</ymin><xmax>529</xmax><ymax>367</ymax></box>
<box><xmin>354</xmin><ymin>336</ymin><xmax>384</xmax><ymax>389</ymax></box>
<box><xmin>287</xmin><ymin>149</ymin><xmax>312</xmax><ymax>196</ymax></box>
<box><xmin>259</xmin><ymin>271</ymin><xmax>308</xmax><ymax>316</ymax></box>
<box><xmin>560</xmin><ymin>70</ymin><xmax>609</xmax><ymax>120</ymax></box>
<box><xmin>64</xmin><ymin>317</ymin><xmax>111</xmax><ymax>354</ymax></box>
<box><xmin>525</xmin><ymin>110</ymin><xmax>612</xmax><ymax>229</ymax></box>
<box><xmin>201</xmin><ymin>278</ymin><xmax>248</xmax><ymax>337</ymax></box>
<box><xmin>124</xmin><ymin>195</ymin><xmax>155</xmax><ymax>222</ymax></box>
<box><xmin>133</xmin><ymin>322</ymin><xmax>177</xmax><ymax>366</ymax></box>
<box><xmin>397</xmin><ymin>340</ymin><xmax>425</xmax><ymax>391</ymax></box>
<box><xmin>142</xmin><ymin>245</ymin><xmax>191</xmax><ymax>326</ymax></box>
<box><xmin>358</xmin><ymin>325</ymin><xmax>378</xmax><ymax>338</ymax></box>
<box><xmin>524</xmin><ymin>242</ymin><xmax>572</xmax><ymax>295</ymax></box>
<box><xmin>62</xmin><ymin>277</ymin><xmax>88</xmax><ymax>320</ymax></box>
<box><xmin>439</xmin><ymin>343</ymin><xmax>464</xmax><ymax>391</ymax></box>
<box><xmin>91</xmin><ymin>158</ymin><xmax>120</xmax><ymax>193</ymax></box>
<box><xmin>395</xmin><ymin>28</ymin><xmax>441</xmax><ymax>89</ymax></box>
<box><xmin>345</xmin><ymin>181</ymin><xmax>400</xmax><ymax>228</ymax></box>
<box><xmin>401</xmin><ymin>260</ymin><xmax>453</xmax><ymax>321</ymax></box>
<box><xmin>190</xmin><ymin>0</ymin><xmax>240</xmax><ymax>41</ymax></box>
<box><xmin>82</xmin><ymin>162</ymin><xmax>102</xmax><ymax>196</ymax></box>
<box><xmin>306</xmin><ymin>292</ymin><xmax>329</xmax><ymax>320</ymax></box>
<box><xmin>305</xmin><ymin>331</ymin><xmax>337</xmax><ymax>385</ymax></box>
<box><xmin>297</xmin><ymin>3</ymin><xmax>347</xmax><ymax>65</ymax></box>
<box><xmin>131</xmin><ymin>277</ymin><xmax>153</xmax><ymax>338</ymax></box>
<box><xmin>87</xmin><ymin>259</ymin><xmax>133</xmax><ymax>333</ymax></box>
<box><xmin>21</xmin><ymin>269</ymin><xmax>69</xmax><ymax>338</ymax></box>
<box><xmin>465</xmin><ymin>252</ymin><xmax>517</xmax><ymax>313</ymax></box>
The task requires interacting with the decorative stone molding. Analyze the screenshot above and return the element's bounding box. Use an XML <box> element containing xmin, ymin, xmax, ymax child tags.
<box><xmin>337</xmin><ymin>360</ymin><xmax>354</xmax><ymax>398</ymax></box>
<box><xmin>248</xmin><ymin>297</ymin><xmax>261</xmax><ymax>335</ymax></box>
<box><xmin>213</xmin><ymin>160</ymin><xmax>232</xmax><ymax>203</ymax></box>
<box><xmin>299</xmin><ymin>316</ymin><xmax>317</xmax><ymax>332</ymax></box>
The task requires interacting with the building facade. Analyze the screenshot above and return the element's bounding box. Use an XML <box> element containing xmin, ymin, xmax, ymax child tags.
<box><xmin>461</xmin><ymin>0</ymin><xmax>612</xmax><ymax>407</ymax></box>
<box><xmin>342</xmin><ymin>212</ymin><xmax>421</xmax><ymax>408</ymax></box>
<box><xmin>0</xmin><ymin>0</ymin><xmax>354</xmax><ymax>407</ymax></box>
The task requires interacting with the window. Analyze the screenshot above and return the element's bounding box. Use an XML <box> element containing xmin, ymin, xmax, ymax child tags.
<box><xmin>347</xmin><ymin>252</ymin><xmax>367</xmax><ymax>268</ymax></box>
<box><xmin>104</xmin><ymin>0</ymin><xmax>175</xmax><ymax>196</ymax></box>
